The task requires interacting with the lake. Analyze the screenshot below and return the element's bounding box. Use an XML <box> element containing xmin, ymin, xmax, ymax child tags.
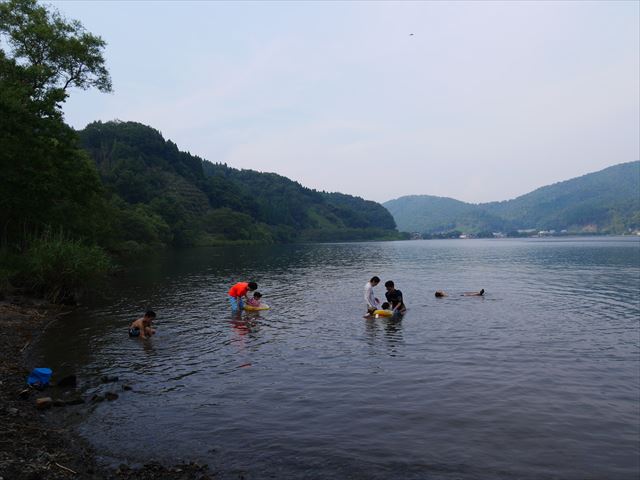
<box><xmin>33</xmin><ymin>237</ymin><xmax>640</xmax><ymax>479</ymax></box>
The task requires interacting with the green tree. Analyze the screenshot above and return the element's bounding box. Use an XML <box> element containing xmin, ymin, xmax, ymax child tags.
<box><xmin>0</xmin><ymin>0</ymin><xmax>113</xmax><ymax>300</ymax></box>
<box><xmin>0</xmin><ymin>0</ymin><xmax>111</xmax><ymax>109</ymax></box>
<box><xmin>0</xmin><ymin>0</ymin><xmax>112</xmax><ymax>242</ymax></box>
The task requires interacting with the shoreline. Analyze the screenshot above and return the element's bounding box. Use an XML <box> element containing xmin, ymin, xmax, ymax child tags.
<box><xmin>0</xmin><ymin>297</ymin><xmax>213</xmax><ymax>480</ymax></box>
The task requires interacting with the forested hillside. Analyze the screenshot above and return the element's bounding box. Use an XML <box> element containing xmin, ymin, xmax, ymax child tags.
<box><xmin>79</xmin><ymin>120</ymin><xmax>400</xmax><ymax>247</ymax></box>
<box><xmin>382</xmin><ymin>196</ymin><xmax>508</xmax><ymax>236</ymax></box>
<box><xmin>384</xmin><ymin>161</ymin><xmax>640</xmax><ymax>236</ymax></box>
<box><xmin>482</xmin><ymin>162</ymin><xmax>640</xmax><ymax>232</ymax></box>
<box><xmin>0</xmin><ymin>0</ymin><xmax>399</xmax><ymax>302</ymax></box>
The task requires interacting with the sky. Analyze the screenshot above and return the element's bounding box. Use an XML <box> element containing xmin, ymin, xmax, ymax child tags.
<box><xmin>54</xmin><ymin>0</ymin><xmax>639</xmax><ymax>204</ymax></box>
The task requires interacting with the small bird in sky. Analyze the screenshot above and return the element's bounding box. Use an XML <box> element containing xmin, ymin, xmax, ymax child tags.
<box><xmin>409</xmin><ymin>33</ymin><xmax>414</xmax><ymax>36</ymax></box>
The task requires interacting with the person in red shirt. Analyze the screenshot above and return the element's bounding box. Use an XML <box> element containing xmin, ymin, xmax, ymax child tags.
<box><xmin>228</xmin><ymin>281</ymin><xmax>258</xmax><ymax>313</ymax></box>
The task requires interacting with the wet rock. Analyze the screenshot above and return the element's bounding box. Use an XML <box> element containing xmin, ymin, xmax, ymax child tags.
<box><xmin>57</xmin><ymin>374</ymin><xmax>77</xmax><ymax>387</ymax></box>
<box><xmin>105</xmin><ymin>392</ymin><xmax>119</xmax><ymax>401</ymax></box>
<box><xmin>18</xmin><ymin>388</ymin><xmax>31</xmax><ymax>399</ymax></box>
<box><xmin>35</xmin><ymin>397</ymin><xmax>52</xmax><ymax>409</ymax></box>
<box><xmin>52</xmin><ymin>398</ymin><xmax>66</xmax><ymax>407</ymax></box>
<box><xmin>122</xmin><ymin>384</ymin><xmax>133</xmax><ymax>391</ymax></box>
<box><xmin>64</xmin><ymin>397</ymin><xmax>84</xmax><ymax>406</ymax></box>
<box><xmin>100</xmin><ymin>375</ymin><xmax>118</xmax><ymax>384</ymax></box>
<box><xmin>90</xmin><ymin>394</ymin><xmax>105</xmax><ymax>403</ymax></box>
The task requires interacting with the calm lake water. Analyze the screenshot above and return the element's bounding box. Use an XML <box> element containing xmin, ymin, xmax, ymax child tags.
<box><xmin>34</xmin><ymin>237</ymin><xmax>640</xmax><ymax>479</ymax></box>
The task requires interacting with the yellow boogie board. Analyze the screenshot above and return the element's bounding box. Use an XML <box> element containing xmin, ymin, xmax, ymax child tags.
<box><xmin>243</xmin><ymin>304</ymin><xmax>270</xmax><ymax>311</ymax></box>
<box><xmin>373</xmin><ymin>309</ymin><xmax>394</xmax><ymax>317</ymax></box>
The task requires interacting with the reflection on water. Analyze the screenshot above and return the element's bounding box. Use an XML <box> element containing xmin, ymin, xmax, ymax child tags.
<box><xmin>33</xmin><ymin>237</ymin><xmax>640</xmax><ymax>479</ymax></box>
<box><xmin>364</xmin><ymin>317</ymin><xmax>405</xmax><ymax>357</ymax></box>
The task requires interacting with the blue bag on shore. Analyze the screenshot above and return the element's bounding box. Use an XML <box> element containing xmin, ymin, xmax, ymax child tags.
<box><xmin>27</xmin><ymin>367</ymin><xmax>52</xmax><ymax>386</ymax></box>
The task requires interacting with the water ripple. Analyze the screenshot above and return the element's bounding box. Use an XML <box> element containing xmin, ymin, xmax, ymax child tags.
<box><xmin>33</xmin><ymin>238</ymin><xmax>640</xmax><ymax>480</ymax></box>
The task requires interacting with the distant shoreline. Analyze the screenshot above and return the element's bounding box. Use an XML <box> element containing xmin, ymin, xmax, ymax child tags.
<box><xmin>403</xmin><ymin>233</ymin><xmax>640</xmax><ymax>240</ymax></box>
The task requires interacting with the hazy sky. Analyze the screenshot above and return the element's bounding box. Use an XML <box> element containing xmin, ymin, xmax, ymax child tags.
<box><xmin>55</xmin><ymin>0</ymin><xmax>639</xmax><ymax>204</ymax></box>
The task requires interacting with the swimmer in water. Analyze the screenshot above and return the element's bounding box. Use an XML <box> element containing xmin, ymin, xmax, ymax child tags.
<box><xmin>462</xmin><ymin>289</ymin><xmax>485</xmax><ymax>296</ymax></box>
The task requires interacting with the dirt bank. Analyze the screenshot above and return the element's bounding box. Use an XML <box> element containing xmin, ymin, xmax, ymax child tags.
<box><xmin>0</xmin><ymin>299</ymin><xmax>214</xmax><ymax>480</ymax></box>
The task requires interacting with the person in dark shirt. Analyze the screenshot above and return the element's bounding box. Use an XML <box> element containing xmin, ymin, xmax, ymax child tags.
<box><xmin>384</xmin><ymin>280</ymin><xmax>406</xmax><ymax>314</ymax></box>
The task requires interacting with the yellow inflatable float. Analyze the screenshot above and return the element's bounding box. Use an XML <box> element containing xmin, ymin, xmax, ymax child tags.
<box><xmin>243</xmin><ymin>304</ymin><xmax>270</xmax><ymax>311</ymax></box>
<box><xmin>373</xmin><ymin>309</ymin><xmax>394</xmax><ymax>317</ymax></box>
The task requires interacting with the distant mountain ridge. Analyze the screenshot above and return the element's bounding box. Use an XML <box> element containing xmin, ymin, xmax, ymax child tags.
<box><xmin>78</xmin><ymin>121</ymin><xmax>400</xmax><ymax>247</ymax></box>
<box><xmin>384</xmin><ymin>161</ymin><xmax>640</xmax><ymax>235</ymax></box>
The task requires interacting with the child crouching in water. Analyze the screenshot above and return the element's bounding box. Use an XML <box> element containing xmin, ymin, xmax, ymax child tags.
<box><xmin>246</xmin><ymin>292</ymin><xmax>263</xmax><ymax>307</ymax></box>
<box><xmin>129</xmin><ymin>310</ymin><xmax>156</xmax><ymax>339</ymax></box>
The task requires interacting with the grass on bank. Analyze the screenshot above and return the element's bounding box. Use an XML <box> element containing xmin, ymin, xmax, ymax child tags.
<box><xmin>0</xmin><ymin>230</ymin><xmax>113</xmax><ymax>303</ymax></box>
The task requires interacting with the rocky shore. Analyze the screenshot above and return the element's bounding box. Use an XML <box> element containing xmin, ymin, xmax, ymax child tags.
<box><xmin>0</xmin><ymin>299</ymin><xmax>214</xmax><ymax>480</ymax></box>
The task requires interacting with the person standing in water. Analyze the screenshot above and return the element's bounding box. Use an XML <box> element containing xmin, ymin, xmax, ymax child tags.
<box><xmin>364</xmin><ymin>276</ymin><xmax>381</xmax><ymax>318</ymax></box>
<box><xmin>384</xmin><ymin>280</ymin><xmax>407</xmax><ymax>315</ymax></box>
<box><xmin>228</xmin><ymin>281</ymin><xmax>258</xmax><ymax>313</ymax></box>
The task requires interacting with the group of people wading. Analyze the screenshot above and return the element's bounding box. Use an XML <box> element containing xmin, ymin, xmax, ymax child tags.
<box><xmin>363</xmin><ymin>277</ymin><xmax>407</xmax><ymax>318</ymax></box>
<box><xmin>364</xmin><ymin>276</ymin><xmax>485</xmax><ymax>319</ymax></box>
<box><xmin>228</xmin><ymin>281</ymin><xmax>260</xmax><ymax>313</ymax></box>
<box><xmin>226</xmin><ymin>278</ymin><xmax>410</xmax><ymax>319</ymax></box>
<box><xmin>223</xmin><ymin>278</ymin><xmax>484</xmax><ymax>319</ymax></box>
<box><xmin>127</xmin><ymin>277</ymin><xmax>484</xmax><ymax>339</ymax></box>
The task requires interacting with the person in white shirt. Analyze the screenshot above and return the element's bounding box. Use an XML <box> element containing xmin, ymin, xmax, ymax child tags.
<box><xmin>363</xmin><ymin>276</ymin><xmax>381</xmax><ymax>318</ymax></box>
